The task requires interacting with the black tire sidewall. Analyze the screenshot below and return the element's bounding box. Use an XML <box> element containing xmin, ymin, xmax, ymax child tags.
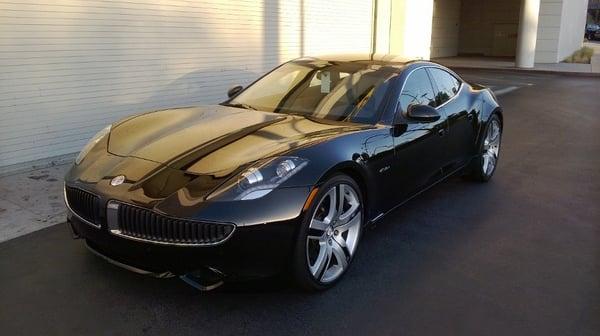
<box><xmin>292</xmin><ymin>174</ymin><xmax>364</xmax><ymax>291</ymax></box>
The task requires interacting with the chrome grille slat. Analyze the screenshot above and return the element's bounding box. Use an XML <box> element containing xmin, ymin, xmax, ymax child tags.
<box><xmin>65</xmin><ymin>186</ymin><xmax>101</xmax><ymax>227</ymax></box>
<box><xmin>110</xmin><ymin>202</ymin><xmax>234</xmax><ymax>246</ymax></box>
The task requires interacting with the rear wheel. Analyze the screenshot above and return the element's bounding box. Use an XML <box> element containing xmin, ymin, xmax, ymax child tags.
<box><xmin>467</xmin><ymin>114</ymin><xmax>502</xmax><ymax>182</ymax></box>
<box><xmin>292</xmin><ymin>174</ymin><xmax>363</xmax><ymax>291</ymax></box>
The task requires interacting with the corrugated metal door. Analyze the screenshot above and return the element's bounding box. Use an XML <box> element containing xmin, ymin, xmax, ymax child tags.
<box><xmin>0</xmin><ymin>0</ymin><xmax>373</xmax><ymax>171</ymax></box>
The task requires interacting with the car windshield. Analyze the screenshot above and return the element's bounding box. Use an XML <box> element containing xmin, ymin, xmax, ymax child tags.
<box><xmin>226</xmin><ymin>60</ymin><xmax>396</xmax><ymax>124</ymax></box>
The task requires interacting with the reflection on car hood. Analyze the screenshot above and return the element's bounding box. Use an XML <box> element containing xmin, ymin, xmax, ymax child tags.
<box><xmin>108</xmin><ymin>105</ymin><xmax>366</xmax><ymax>176</ymax></box>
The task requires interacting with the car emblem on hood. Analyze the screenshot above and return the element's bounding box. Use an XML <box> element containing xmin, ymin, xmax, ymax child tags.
<box><xmin>110</xmin><ymin>175</ymin><xmax>126</xmax><ymax>186</ymax></box>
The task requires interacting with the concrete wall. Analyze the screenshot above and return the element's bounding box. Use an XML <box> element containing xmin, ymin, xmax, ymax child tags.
<box><xmin>557</xmin><ymin>0</ymin><xmax>588</xmax><ymax>61</ymax></box>
<box><xmin>389</xmin><ymin>0</ymin><xmax>434</xmax><ymax>60</ymax></box>
<box><xmin>431</xmin><ymin>0</ymin><xmax>461</xmax><ymax>58</ymax></box>
<box><xmin>374</xmin><ymin>0</ymin><xmax>392</xmax><ymax>54</ymax></box>
<box><xmin>455</xmin><ymin>0</ymin><xmax>585</xmax><ymax>63</ymax></box>
<box><xmin>0</xmin><ymin>0</ymin><xmax>373</xmax><ymax>173</ymax></box>
<box><xmin>458</xmin><ymin>0</ymin><xmax>521</xmax><ymax>56</ymax></box>
<box><xmin>534</xmin><ymin>0</ymin><xmax>587</xmax><ymax>63</ymax></box>
<box><xmin>535</xmin><ymin>0</ymin><xmax>565</xmax><ymax>63</ymax></box>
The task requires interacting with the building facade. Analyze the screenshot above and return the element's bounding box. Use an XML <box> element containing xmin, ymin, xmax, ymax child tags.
<box><xmin>0</xmin><ymin>0</ymin><xmax>589</xmax><ymax>174</ymax></box>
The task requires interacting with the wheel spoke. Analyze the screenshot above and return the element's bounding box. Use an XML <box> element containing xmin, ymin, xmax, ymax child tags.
<box><xmin>325</xmin><ymin>188</ymin><xmax>337</xmax><ymax>224</ymax></box>
<box><xmin>331</xmin><ymin>240</ymin><xmax>348</xmax><ymax>269</ymax></box>
<box><xmin>319</xmin><ymin>245</ymin><xmax>333</xmax><ymax>280</ymax></box>
<box><xmin>333</xmin><ymin>233</ymin><xmax>346</xmax><ymax>248</ymax></box>
<box><xmin>309</xmin><ymin>242</ymin><xmax>329</xmax><ymax>277</ymax></box>
<box><xmin>491</xmin><ymin>133</ymin><xmax>501</xmax><ymax>146</ymax></box>
<box><xmin>488</xmin><ymin>121</ymin><xmax>499</xmax><ymax>142</ymax></box>
<box><xmin>483</xmin><ymin>153</ymin><xmax>496</xmax><ymax>174</ymax></box>
<box><xmin>482</xmin><ymin>154</ymin><xmax>490</xmax><ymax>174</ymax></box>
<box><xmin>488</xmin><ymin>154</ymin><xmax>497</xmax><ymax>172</ymax></box>
<box><xmin>338</xmin><ymin>192</ymin><xmax>359</xmax><ymax>224</ymax></box>
<box><xmin>335</xmin><ymin>211</ymin><xmax>361</xmax><ymax>232</ymax></box>
<box><xmin>335</xmin><ymin>184</ymin><xmax>345</xmax><ymax>221</ymax></box>
<box><xmin>310</xmin><ymin>218</ymin><xmax>329</xmax><ymax>232</ymax></box>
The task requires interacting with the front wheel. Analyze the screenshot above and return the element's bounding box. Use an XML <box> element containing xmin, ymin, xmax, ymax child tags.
<box><xmin>292</xmin><ymin>174</ymin><xmax>363</xmax><ymax>291</ymax></box>
<box><xmin>467</xmin><ymin>114</ymin><xmax>502</xmax><ymax>182</ymax></box>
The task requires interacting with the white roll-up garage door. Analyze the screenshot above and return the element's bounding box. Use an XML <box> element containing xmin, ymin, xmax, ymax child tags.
<box><xmin>0</xmin><ymin>0</ymin><xmax>373</xmax><ymax>172</ymax></box>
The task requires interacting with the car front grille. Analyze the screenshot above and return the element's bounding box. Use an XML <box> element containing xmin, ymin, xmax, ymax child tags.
<box><xmin>65</xmin><ymin>186</ymin><xmax>101</xmax><ymax>227</ymax></box>
<box><xmin>111</xmin><ymin>202</ymin><xmax>235</xmax><ymax>246</ymax></box>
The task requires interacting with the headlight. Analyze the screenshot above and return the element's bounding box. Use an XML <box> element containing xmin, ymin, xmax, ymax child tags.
<box><xmin>208</xmin><ymin>156</ymin><xmax>308</xmax><ymax>201</ymax></box>
<box><xmin>75</xmin><ymin>125</ymin><xmax>111</xmax><ymax>165</ymax></box>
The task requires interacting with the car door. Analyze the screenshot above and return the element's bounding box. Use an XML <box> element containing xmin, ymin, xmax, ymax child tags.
<box><xmin>427</xmin><ymin>67</ymin><xmax>475</xmax><ymax>172</ymax></box>
<box><xmin>390</xmin><ymin>68</ymin><xmax>449</xmax><ymax>203</ymax></box>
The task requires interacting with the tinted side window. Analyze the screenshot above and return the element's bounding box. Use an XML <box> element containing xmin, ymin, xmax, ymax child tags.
<box><xmin>428</xmin><ymin>68</ymin><xmax>461</xmax><ymax>106</ymax></box>
<box><xmin>400</xmin><ymin>69</ymin><xmax>436</xmax><ymax>112</ymax></box>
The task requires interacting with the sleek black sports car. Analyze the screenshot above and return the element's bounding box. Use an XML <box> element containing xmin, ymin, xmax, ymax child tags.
<box><xmin>65</xmin><ymin>54</ymin><xmax>503</xmax><ymax>291</ymax></box>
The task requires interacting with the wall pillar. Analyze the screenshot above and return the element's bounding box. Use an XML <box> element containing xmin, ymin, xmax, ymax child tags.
<box><xmin>372</xmin><ymin>0</ymin><xmax>392</xmax><ymax>54</ymax></box>
<box><xmin>516</xmin><ymin>0</ymin><xmax>541</xmax><ymax>68</ymax></box>
<box><xmin>388</xmin><ymin>0</ymin><xmax>434</xmax><ymax>60</ymax></box>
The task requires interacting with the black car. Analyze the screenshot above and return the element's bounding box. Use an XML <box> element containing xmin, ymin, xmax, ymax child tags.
<box><xmin>65</xmin><ymin>55</ymin><xmax>503</xmax><ymax>291</ymax></box>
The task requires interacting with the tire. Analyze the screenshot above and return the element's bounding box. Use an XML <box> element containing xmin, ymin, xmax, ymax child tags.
<box><xmin>292</xmin><ymin>174</ymin><xmax>364</xmax><ymax>291</ymax></box>
<box><xmin>466</xmin><ymin>114</ymin><xmax>502</xmax><ymax>182</ymax></box>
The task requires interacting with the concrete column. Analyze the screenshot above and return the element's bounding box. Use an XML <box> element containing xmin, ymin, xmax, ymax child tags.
<box><xmin>388</xmin><ymin>0</ymin><xmax>434</xmax><ymax>60</ymax></box>
<box><xmin>516</xmin><ymin>0</ymin><xmax>541</xmax><ymax>68</ymax></box>
<box><xmin>372</xmin><ymin>0</ymin><xmax>392</xmax><ymax>54</ymax></box>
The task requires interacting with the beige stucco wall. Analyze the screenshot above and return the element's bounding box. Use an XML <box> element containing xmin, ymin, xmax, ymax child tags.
<box><xmin>0</xmin><ymin>0</ymin><xmax>374</xmax><ymax>172</ymax></box>
<box><xmin>535</xmin><ymin>0</ymin><xmax>565</xmax><ymax>63</ymax></box>
<box><xmin>535</xmin><ymin>0</ymin><xmax>586</xmax><ymax>63</ymax></box>
<box><xmin>557</xmin><ymin>0</ymin><xmax>588</xmax><ymax>61</ymax></box>
<box><xmin>389</xmin><ymin>0</ymin><xmax>434</xmax><ymax>59</ymax></box>
<box><xmin>431</xmin><ymin>0</ymin><xmax>461</xmax><ymax>58</ymax></box>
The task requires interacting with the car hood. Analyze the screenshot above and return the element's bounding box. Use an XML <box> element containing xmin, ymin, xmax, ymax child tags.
<box><xmin>108</xmin><ymin>105</ymin><xmax>365</xmax><ymax>177</ymax></box>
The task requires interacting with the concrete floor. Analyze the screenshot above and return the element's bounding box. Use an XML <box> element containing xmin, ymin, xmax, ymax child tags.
<box><xmin>434</xmin><ymin>54</ymin><xmax>600</xmax><ymax>74</ymax></box>
<box><xmin>0</xmin><ymin>69</ymin><xmax>598</xmax><ymax>335</ymax></box>
<box><xmin>0</xmin><ymin>164</ymin><xmax>69</xmax><ymax>242</ymax></box>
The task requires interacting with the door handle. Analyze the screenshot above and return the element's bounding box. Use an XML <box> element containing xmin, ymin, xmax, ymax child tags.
<box><xmin>467</xmin><ymin>113</ymin><xmax>474</xmax><ymax>120</ymax></box>
<box><xmin>437</xmin><ymin>128</ymin><xmax>446</xmax><ymax>136</ymax></box>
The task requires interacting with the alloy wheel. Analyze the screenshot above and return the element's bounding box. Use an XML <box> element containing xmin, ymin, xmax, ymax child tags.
<box><xmin>482</xmin><ymin>119</ymin><xmax>501</xmax><ymax>176</ymax></box>
<box><xmin>306</xmin><ymin>183</ymin><xmax>361</xmax><ymax>283</ymax></box>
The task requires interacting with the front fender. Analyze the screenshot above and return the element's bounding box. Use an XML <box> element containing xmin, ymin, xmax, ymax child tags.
<box><xmin>282</xmin><ymin>126</ymin><xmax>395</xmax><ymax>222</ymax></box>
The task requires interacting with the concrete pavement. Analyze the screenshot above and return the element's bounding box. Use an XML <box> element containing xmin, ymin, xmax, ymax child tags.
<box><xmin>584</xmin><ymin>41</ymin><xmax>600</xmax><ymax>73</ymax></box>
<box><xmin>0</xmin><ymin>164</ymin><xmax>68</xmax><ymax>242</ymax></box>
<box><xmin>435</xmin><ymin>49</ymin><xmax>600</xmax><ymax>75</ymax></box>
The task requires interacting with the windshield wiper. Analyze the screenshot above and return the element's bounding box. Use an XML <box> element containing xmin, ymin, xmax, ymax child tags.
<box><xmin>223</xmin><ymin>102</ymin><xmax>257</xmax><ymax>110</ymax></box>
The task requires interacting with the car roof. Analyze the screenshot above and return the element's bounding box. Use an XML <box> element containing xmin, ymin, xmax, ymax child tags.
<box><xmin>293</xmin><ymin>53</ymin><xmax>433</xmax><ymax>71</ymax></box>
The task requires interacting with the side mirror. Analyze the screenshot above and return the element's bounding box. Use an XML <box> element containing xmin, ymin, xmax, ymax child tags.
<box><xmin>227</xmin><ymin>85</ymin><xmax>243</xmax><ymax>98</ymax></box>
<box><xmin>405</xmin><ymin>104</ymin><xmax>441</xmax><ymax>122</ymax></box>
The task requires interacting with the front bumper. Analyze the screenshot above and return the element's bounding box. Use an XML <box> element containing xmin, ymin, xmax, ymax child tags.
<box><xmin>63</xmin><ymin>164</ymin><xmax>313</xmax><ymax>279</ymax></box>
<box><xmin>68</xmin><ymin>210</ymin><xmax>299</xmax><ymax>280</ymax></box>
